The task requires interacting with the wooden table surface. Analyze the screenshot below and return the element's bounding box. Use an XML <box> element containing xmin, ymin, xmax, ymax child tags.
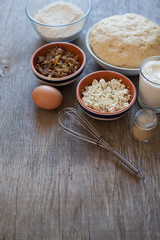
<box><xmin>1</xmin><ymin>0</ymin><xmax>160</xmax><ymax>239</ymax></box>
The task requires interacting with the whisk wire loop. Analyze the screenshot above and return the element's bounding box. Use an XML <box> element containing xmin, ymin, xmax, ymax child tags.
<box><xmin>58</xmin><ymin>109</ymin><xmax>99</xmax><ymax>145</ymax></box>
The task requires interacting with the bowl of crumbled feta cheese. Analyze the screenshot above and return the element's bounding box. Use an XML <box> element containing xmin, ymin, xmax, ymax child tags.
<box><xmin>26</xmin><ymin>0</ymin><xmax>92</xmax><ymax>42</ymax></box>
<box><xmin>76</xmin><ymin>70</ymin><xmax>136</xmax><ymax>120</ymax></box>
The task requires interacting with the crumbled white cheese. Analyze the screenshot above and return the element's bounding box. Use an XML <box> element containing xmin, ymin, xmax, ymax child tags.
<box><xmin>82</xmin><ymin>78</ymin><xmax>131</xmax><ymax>112</ymax></box>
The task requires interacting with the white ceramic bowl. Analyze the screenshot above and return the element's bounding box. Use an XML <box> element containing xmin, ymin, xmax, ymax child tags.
<box><xmin>26</xmin><ymin>0</ymin><xmax>92</xmax><ymax>42</ymax></box>
<box><xmin>86</xmin><ymin>26</ymin><xmax>140</xmax><ymax>76</ymax></box>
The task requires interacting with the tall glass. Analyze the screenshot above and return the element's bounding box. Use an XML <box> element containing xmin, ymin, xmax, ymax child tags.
<box><xmin>138</xmin><ymin>56</ymin><xmax>160</xmax><ymax>113</ymax></box>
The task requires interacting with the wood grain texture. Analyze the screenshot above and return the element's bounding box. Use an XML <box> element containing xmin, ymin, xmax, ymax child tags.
<box><xmin>0</xmin><ymin>0</ymin><xmax>160</xmax><ymax>239</ymax></box>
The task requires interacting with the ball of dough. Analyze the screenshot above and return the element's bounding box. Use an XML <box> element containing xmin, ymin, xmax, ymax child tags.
<box><xmin>89</xmin><ymin>13</ymin><xmax>160</xmax><ymax>68</ymax></box>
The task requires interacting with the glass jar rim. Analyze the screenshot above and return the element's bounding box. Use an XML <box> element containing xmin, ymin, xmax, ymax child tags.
<box><xmin>140</xmin><ymin>56</ymin><xmax>160</xmax><ymax>86</ymax></box>
<box><xmin>134</xmin><ymin>109</ymin><xmax>157</xmax><ymax>128</ymax></box>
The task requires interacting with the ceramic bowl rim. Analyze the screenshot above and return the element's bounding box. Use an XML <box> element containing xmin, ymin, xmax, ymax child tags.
<box><xmin>31</xmin><ymin>42</ymin><xmax>86</xmax><ymax>82</ymax></box>
<box><xmin>76</xmin><ymin>70</ymin><xmax>137</xmax><ymax>116</ymax></box>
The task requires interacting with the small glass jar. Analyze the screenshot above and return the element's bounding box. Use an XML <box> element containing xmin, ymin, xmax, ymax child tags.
<box><xmin>132</xmin><ymin>109</ymin><xmax>157</xmax><ymax>142</ymax></box>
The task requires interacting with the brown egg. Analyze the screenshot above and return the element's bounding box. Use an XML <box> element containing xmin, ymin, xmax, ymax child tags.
<box><xmin>32</xmin><ymin>85</ymin><xmax>63</xmax><ymax>109</ymax></box>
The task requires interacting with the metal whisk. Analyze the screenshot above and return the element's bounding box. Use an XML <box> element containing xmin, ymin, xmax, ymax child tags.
<box><xmin>58</xmin><ymin>107</ymin><xmax>144</xmax><ymax>180</ymax></box>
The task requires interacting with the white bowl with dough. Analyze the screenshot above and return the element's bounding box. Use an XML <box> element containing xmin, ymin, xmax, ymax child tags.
<box><xmin>26</xmin><ymin>0</ymin><xmax>92</xmax><ymax>42</ymax></box>
<box><xmin>86</xmin><ymin>28</ymin><xmax>139</xmax><ymax>76</ymax></box>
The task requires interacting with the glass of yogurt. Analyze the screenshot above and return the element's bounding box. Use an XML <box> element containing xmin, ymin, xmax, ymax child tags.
<box><xmin>138</xmin><ymin>56</ymin><xmax>160</xmax><ymax>113</ymax></box>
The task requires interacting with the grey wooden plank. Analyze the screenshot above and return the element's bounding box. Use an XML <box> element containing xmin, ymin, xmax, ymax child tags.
<box><xmin>0</xmin><ymin>0</ymin><xmax>160</xmax><ymax>239</ymax></box>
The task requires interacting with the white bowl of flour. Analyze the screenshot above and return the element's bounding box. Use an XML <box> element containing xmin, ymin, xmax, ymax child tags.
<box><xmin>26</xmin><ymin>0</ymin><xmax>92</xmax><ymax>42</ymax></box>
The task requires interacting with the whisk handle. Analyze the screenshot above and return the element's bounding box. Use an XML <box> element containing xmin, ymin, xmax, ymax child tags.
<box><xmin>111</xmin><ymin>149</ymin><xmax>144</xmax><ymax>180</ymax></box>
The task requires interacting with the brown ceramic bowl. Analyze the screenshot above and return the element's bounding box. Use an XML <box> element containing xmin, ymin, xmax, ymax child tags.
<box><xmin>76</xmin><ymin>70</ymin><xmax>136</xmax><ymax>120</ymax></box>
<box><xmin>31</xmin><ymin>42</ymin><xmax>86</xmax><ymax>86</ymax></box>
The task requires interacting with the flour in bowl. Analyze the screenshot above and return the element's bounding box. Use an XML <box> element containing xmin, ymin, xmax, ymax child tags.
<box><xmin>34</xmin><ymin>2</ymin><xmax>85</xmax><ymax>41</ymax></box>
